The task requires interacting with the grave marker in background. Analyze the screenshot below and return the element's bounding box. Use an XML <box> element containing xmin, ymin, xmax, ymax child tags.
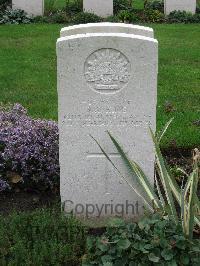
<box><xmin>83</xmin><ymin>0</ymin><xmax>113</xmax><ymax>17</ymax></box>
<box><xmin>57</xmin><ymin>24</ymin><xmax>158</xmax><ymax>224</ymax></box>
<box><xmin>12</xmin><ymin>0</ymin><xmax>44</xmax><ymax>16</ymax></box>
<box><xmin>164</xmin><ymin>0</ymin><xmax>196</xmax><ymax>15</ymax></box>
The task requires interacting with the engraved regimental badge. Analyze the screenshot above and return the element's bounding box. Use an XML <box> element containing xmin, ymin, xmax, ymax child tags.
<box><xmin>84</xmin><ymin>48</ymin><xmax>131</xmax><ymax>93</ymax></box>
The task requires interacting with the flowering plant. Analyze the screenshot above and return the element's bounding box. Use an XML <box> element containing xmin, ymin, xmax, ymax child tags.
<box><xmin>0</xmin><ymin>104</ymin><xmax>59</xmax><ymax>191</ymax></box>
<box><xmin>0</xmin><ymin>179</ymin><xmax>10</xmax><ymax>192</ymax></box>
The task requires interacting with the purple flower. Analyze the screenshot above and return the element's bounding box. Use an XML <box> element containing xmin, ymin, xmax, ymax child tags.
<box><xmin>0</xmin><ymin>179</ymin><xmax>10</xmax><ymax>192</ymax></box>
<box><xmin>0</xmin><ymin>104</ymin><xmax>59</xmax><ymax>190</ymax></box>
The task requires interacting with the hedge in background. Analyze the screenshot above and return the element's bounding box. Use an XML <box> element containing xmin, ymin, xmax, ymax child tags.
<box><xmin>0</xmin><ymin>0</ymin><xmax>200</xmax><ymax>24</ymax></box>
<box><xmin>0</xmin><ymin>0</ymin><xmax>11</xmax><ymax>11</ymax></box>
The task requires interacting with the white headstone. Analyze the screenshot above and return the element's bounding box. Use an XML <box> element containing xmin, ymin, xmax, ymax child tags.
<box><xmin>164</xmin><ymin>0</ymin><xmax>196</xmax><ymax>15</ymax></box>
<box><xmin>12</xmin><ymin>0</ymin><xmax>44</xmax><ymax>16</ymax></box>
<box><xmin>60</xmin><ymin>23</ymin><xmax>154</xmax><ymax>38</ymax></box>
<box><xmin>83</xmin><ymin>0</ymin><xmax>113</xmax><ymax>17</ymax></box>
<box><xmin>57</xmin><ymin>24</ymin><xmax>158</xmax><ymax>224</ymax></box>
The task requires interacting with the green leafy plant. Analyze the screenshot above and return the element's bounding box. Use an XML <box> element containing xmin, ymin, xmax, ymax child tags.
<box><xmin>0</xmin><ymin>0</ymin><xmax>11</xmax><ymax>12</ymax></box>
<box><xmin>91</xmin><ymin>120</ymin><xmax>200</xmax><ymax>239</ymax></box>
<box><xmin>117</xmin><ymin>9</ymin><xmax>139</xmax><ymax>23</ymax></box>
<box><xmin>144</xmin><ymin>8</ymin><xmax>165</xmax><ymax>22</ymax></box>
<box><xmin>145</xmin><ymin>0</ymin><xmax>164</xmax><ymax>12</ymax></box>
<box><xmin>65</xmin><ymin>0</ymin><xmax>82</xmax><ymax>15</ymax></box>
<box><xmin>0</xmin><ymin>7</ymin><xmax>32</xmax><ymax>24</ymax></box>
<box><xmin>167</xmin><ymin>10</ymin><xmax>199</xmax><ymax>23</ymax></box>
<box><xmin>51</xmin><ymin>10</ymin><xmax>70</xmax><ymax>23</ymax></box>
<box><xmin>72</xmin><ymin>12</ymin><xmax>102</xmax><ymax>24</ymax></box>
<box><xmin>83</xmin><ymin>213</ymin><xmax>200</xmax><ymax>265</ymax></box>
<box><xmin>113</xmin><ymin>0</ymin><xmax>132</xmax><ymax>14</ymax></box>
<box><xmin>105</xmin><ymin>15</ymin><xmax>120</xmax><ymax>23</ymax></box>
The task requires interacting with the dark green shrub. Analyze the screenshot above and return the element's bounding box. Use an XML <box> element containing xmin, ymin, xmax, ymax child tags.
<box><xmin>34</xmin><ymin>11</ymin><xmax>69</xmax><ymax>24</ymax></box>
<box><xmin>50</xmin><ymin>11</ymin><xmax>70</xmax><ymax>23</ymax></box>
<box><xmin>0</xmin><ymin>7</ymin><xmax>32</xmax><ymax>24</ymax></box>
<box><xmin>65</xmin><ymin>0</ymin><xmax>82</xmax><ymax>15</ymax></box>
<box><xmin>193</xmin><ymin>13</ymin><xmax>200</xmax><ymax>22</ymax></box>
<box><xmin>145</xmin><ymin>0</ymin><xmax>164</xmax><ymax>13</ymax></box>
<box><xmin>72</xmin><ymin>12</ymin><xmax>102</xmax><ymax>24</ymax></box>
<box><xmin>83</xmin><ymin>214</ymin><xmax>200</xmax><ymax>265</ymax></box>
<box><xmin>144</xmin><ymin>9</ymin><xmax>165</xmax><ymax>22</ymax></box>
<box><xmin>33</xmin><ymin>15</ymin><xmax>50</xmax><ymax>23</ymax></box>
<box><xmin>0</xmin><ymin>0</ymin><xmax>11</xmax><ymax>11</ymax></box>
<box><xmin>117</xmin><ymin>9</ymin><xmax>140</xmax><ymax>23</ymax></box>
<box><xmin>167</xmin><ymin>10</ymin><xmax>196</xmax><ymax>23</ymax></box>
<box><xmin>105</xmin><ymin>15</ymin><xmax>120</xmax><ymax>23</ymax></box>
<box><xmin>114</xmin><ymin>0</ymin><xmax>131</xmax><ymax>14</ymax></box>
<box><xmin>0</xmin><ymin>207</ymin><xmax>86</xmax><ymax>265</ymax></box>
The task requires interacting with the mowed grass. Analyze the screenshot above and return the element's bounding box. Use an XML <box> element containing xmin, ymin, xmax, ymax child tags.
<box><xmin>0</xmin><ymin>24</ymin><xmax>200</xmax><ymax>148</ymax></box>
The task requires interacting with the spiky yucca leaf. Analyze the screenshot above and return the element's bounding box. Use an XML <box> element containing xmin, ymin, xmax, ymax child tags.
<box><xmin>89</xmin><ymin>134</ymin><xmax>154</xmax><ymax>212</ymax></box>
<box><xmin>90</xmin><ymin>120</ymin><xmax>200</xmax><ymax>236</ymax></box>
<box><xmin>157</xmin><ymin>118</ymin><xmax>174</xmax><ymax>144</ymax></box>
<box><xmin>182</xmin><ymin>167</ymin><xmax>199</xmax><ymax>239</ymax></box>
<box><xmin>107</xmin><ymin>131</ymin><xmax>161</xmax><ymax>209</ymax></box>
<box><xmin>186</xmin><ymin>150</ymin><xmax>199</xmax><ymax>239</ymax></box>
<box><xmin>149</xmin><ymin>128</ymin><xmax>178</xmax><ymax>223</ymax></box>
<box><xmin>155</xmin><ymin>165</ymin><xmax>167</xmax><ymax>208</ymax></box>
<box><xmin>165</xmin><ymin>158</ymin><xmax>200</xmax><ymax>227</ymax></box>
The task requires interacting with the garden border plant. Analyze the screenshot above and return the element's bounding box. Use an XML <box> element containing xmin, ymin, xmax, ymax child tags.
<box><xmin>91</xmin><ymin>119</ymin><xmax>200</xmax><ymax>240</ymax></box>
<box><xmin>0</xmin><ymin>103</ymin><xmax>59</xmax><ymax>192</ymax></box>
<box><xmin>83</xmin><ymin>213</ymin><xmax>200</xmax><ymax>265</ymax></box>
<box><xmin>84</xmin><ymin>121</ymin><xmax>200</xmax><ymax>265</ymax></box>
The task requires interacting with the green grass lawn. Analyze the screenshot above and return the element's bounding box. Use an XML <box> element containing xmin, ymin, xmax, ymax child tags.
<box><xmin>0</xmin><ymin>23</ymin><xmax>200</xmax><ymax>148</ymax></box>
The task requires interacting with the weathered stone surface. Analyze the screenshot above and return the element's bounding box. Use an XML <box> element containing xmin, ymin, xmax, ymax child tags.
<box><xmin>12</xmin><ymin>0</ymin><xmax>44</xmax><ymax>16</ymax></box>
<box><xmin>164</xmin><ymin>0</ymin><xmax>196</xmax><ymax>15</ymax></box>
<box><xmin>60</xmin><ymin>23</ymin><xmax>154</xmax><ymax>38</ymax></box>
<box><xmin>57</xmin><ymin>30</ymin><xmax>158</xmax><ymax>223</ymax></box>
<box><xmin>83</xmin><ymin>0</ymin><xmax>113</xmax><ymax>17</ymax></box>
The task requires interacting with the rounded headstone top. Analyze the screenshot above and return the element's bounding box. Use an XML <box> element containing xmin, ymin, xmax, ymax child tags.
<box><xmin>60</xmin><ymin>23</ymin><xmax>154</xmax><ymax>38</ymax></box>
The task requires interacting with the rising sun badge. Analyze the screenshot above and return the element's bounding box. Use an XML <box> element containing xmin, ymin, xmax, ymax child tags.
<box><xmin>84</xmin><ymin>48</ymin><xmax>131</xmax><ymax>93</ymax></box>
